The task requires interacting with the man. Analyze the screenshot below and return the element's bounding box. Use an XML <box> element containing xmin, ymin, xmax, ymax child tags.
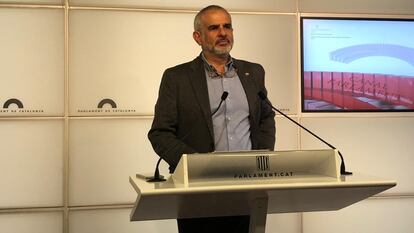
<box><xmin>148</xmin><ymin>5</ymin><xmax>275</xmax><ymax>233</ymax></box>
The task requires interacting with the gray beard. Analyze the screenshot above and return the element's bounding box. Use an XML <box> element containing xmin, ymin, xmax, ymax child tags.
<box><xmin>207</xmin><ymin>44</ymin><xmax>233</xmax><ymax>56</ymax></box>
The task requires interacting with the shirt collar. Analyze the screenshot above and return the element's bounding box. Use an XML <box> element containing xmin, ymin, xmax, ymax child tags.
<box><xmin>201</xmin><ymin>53</ymin><xmax>235</xmax><ymax>78</ymax></box>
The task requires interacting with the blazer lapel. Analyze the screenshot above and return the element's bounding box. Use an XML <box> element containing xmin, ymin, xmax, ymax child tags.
<box><xmin>188</xmin><ymin>56</ymin><xmax>215</xmax><ymax>140</ymax></box>
<box><xmin>235</xmin><ymin>59</ymin><xmax>260</xmax><ymax>124</ymax></box>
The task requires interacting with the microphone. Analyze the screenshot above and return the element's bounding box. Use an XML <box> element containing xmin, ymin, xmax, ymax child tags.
<box><xmin>146</xmin><ymin>91</ymin><xmax>229</xmax><ymax>182</ymax></box>
<box><xmin>211</xmin><ymin>91</ymin><xmax>229</xmax><ymax>116</ymax></box>
<box><xmin>258</xmin><ymin>91</ymin><xmax>352</xmax><ymax>175</ymax></box>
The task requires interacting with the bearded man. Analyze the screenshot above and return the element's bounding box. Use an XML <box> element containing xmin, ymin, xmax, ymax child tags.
<box><xmin>148</xmin><ymin>5</ymin><xmax>275</xmax><ymax>233</ymax></box>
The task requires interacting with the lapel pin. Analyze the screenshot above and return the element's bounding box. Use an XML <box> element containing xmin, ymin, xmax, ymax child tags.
<box><xmin>245</xmin><ymin>72</ymin><xmax>250</xmax><ymax>77</ymax></box>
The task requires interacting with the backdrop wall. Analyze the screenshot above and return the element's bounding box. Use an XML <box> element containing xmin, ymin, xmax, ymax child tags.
<box><xmin>0</xmin><ymin>0</ymin><xmax>413</xmax><ymax>232</ymax></box>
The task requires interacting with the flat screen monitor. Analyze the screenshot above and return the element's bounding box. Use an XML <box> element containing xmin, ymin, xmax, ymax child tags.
<box><xmin>301</xmin><ymin>17</ymin><xmax>414</xmax><ymax>112</ymax></box>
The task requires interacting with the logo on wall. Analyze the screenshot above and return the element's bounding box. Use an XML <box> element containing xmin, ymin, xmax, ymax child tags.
<box><xmin>98</xmin><ymin>98</ymin><xmax>117</xmax><ymax>108</ymax></box>
<box><xmin>0</xmin><ymin>98</ymin><xmax>44</xmax><ymax>114</ymax></box>
<box><xmin>3</xmin><ymin>98</ymin><xmax>24</xmax><ymax>109</ymax></box>
<box><xmin>256</xmin><ymin>155</ymin><xmax>270</xmax><ymax>171</ymax></box>
<box><xmin>77</xmin><ymin>98</ymin><xmax>136</xmax><ymax>114</ymax></box>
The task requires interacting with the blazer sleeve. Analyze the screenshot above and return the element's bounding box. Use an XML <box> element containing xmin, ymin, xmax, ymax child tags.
<box><xmin>148</xmin><ymin>68</ymin><xmax>197</xmax><ymax>172</ymax></box>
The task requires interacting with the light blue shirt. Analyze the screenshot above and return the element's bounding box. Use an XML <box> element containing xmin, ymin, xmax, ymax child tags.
<box><xmin>202</xmin><ymin>55</ymin><xmax>252</xmax><ymax>152</ymax></box>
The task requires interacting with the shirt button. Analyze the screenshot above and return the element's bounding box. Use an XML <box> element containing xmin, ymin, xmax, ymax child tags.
<box><xmin>227</xmin><ymin>117</ymin><xmax>231</xmax><ymax>121</ymax></box>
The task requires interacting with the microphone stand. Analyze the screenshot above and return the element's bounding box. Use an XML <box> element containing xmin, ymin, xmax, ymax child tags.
<box><xmin>146</xmin><ymin>158</ymin><xmax>166</xmax><ymax>182</ymax></box>
<box><xmin>258</xmin><ymin>92</ymin><xmax>352</xmax><ymax>175</ymax></box>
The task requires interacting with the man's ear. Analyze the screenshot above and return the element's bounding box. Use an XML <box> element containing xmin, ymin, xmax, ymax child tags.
<box><xmin>193</xmin><ymin>31</ymin><xmax>202</xmax><ymax>45</ymax></box>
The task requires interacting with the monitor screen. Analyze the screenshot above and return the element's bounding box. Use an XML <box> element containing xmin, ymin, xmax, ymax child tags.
<box><xmin>301</xmin><ymin>17</ymin><xmax>414</xmax><ymax>112</ymax></box>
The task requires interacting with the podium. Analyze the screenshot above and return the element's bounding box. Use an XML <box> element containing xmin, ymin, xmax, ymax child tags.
<box><xmin>130</xmin><ymin>149</ymin><xmax>396</xmax><ymax>233</ymax></box>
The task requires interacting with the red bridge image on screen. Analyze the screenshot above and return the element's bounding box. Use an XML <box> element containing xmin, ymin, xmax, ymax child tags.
<box><xmin>303</xmin><ymin>71</ymin><xmax>414</xmax><ymax>111</ymax></box>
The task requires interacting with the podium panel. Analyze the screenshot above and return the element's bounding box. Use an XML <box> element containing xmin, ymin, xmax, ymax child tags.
<box><xmin>130</xmin><ymin>173</ymin><xmax>394</xmax><ymax>221</ymax></box>
<box><xmin>173</xmin><ymin>150</ymin><xmax>341</xmax><ymax>186</ymax></box>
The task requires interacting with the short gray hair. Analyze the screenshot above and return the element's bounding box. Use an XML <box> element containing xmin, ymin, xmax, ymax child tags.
<box><xmin>193</xmin><ymin>5</ymin><xmax>230</xmax><ymax>31</ymax></box>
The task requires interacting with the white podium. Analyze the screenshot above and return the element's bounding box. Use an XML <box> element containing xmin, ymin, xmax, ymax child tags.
<box><xmin>130</xmin><ymin>149</ymin><xmax>396</xmax><ymax>233</ymax></box>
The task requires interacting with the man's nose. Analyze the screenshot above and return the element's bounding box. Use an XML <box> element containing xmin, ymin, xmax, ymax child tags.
<box><xmin>218</xmin><ymin>26</ymin><xmax>226</xmax><ymax>36</ymax></box>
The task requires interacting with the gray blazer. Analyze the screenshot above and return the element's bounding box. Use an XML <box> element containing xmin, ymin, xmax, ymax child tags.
<box><xmin>148</xmin><ymin>55</ymin><xmax>275</xmax><ymax>173</ymax></box>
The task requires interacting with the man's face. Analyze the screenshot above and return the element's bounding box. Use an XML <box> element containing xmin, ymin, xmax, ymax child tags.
<box><xmin>194</xmin><ymin>10</ymin><xmax>234</xmax><ymax>57</ymax></box>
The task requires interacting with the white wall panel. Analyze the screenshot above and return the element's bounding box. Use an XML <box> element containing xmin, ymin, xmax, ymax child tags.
<box><xmin>69</xmin><ymin>118</ymin><xmax>158</xmax><ymax>206</ymax></box>
<box><xmin>275</xmin><ymin>117</ymin><xmax>300</xmax><ymax>150</ymax></box>
<box><xmin>300</xmin><ymin>117</ymin><xmax>414</xmax><ymax>194</ymax></box>
<box><xmin>0</xmin><ymin>212</ymin><xmax>63</xmax><ymax>233</ymax></box>
<box><xmin>0</xmin><ymin>0</ymin><xmax>65</xmax><ymax>5</ymax></box>
<box><xmin>0</xmin><ymin>120</ymin><xmax>63</xmax><ymax>208</ymax></box>
<box><xmin>0</xmin><ymin>0</ymin><xmax>62</xmax><ymax>4</ymax></box>
<box><xmin>232</xmin><ymin>14</ymin><xmax>298</xmax><ymax>114</ymax></box>
<box><xmin>70</xmin><ymin>11</ymin><xmax>297</xmax><ymax>116</ymax></box>
<box><xmin>69</xmin><ymin>208</ymin><xmax>176</xmax><ymax>233</ymax></box>
<box><xmin>69</xmin><ymin>10</ymin><xmax>198</xmax><ymax>116</ymax></box>
<box><xmin>0</xmin><ymin>8</ymin><xmax>64</xmax><ymax>116</ymax></box>
<box><xmin>68</xmin><ymin>0</ymin><xmax>296</xmax><ymax>12</ymax></box>
<box><xmin>303</xmin><ymin>198</ymin><xmax>414</xmax><ymax>233</ymax></box>
<box><xmin>266</xmin><ymin>213</ymin><xmax>301</xmax><ymax>233</ymax></box>
<box><xmin>300</xmin><ymin>0</ymin><xmax>414</xmax><ymax>14</ymax></box>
